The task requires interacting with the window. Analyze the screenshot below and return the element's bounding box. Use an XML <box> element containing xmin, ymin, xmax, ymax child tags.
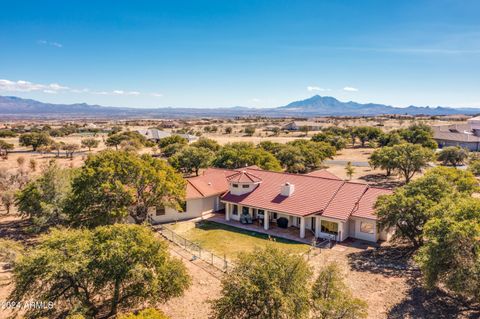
<box><xmin>155</xmin><ymin>206</ymin><xmax>165</xmax><ymax>216</ymax></box>
<box><xmin>321</xmin><ymin>220</ymin><xmax>338</xmax><ymax>235</ymax></box>
<box><xmin>242</xmin><ymin>184</ymin><xmax>249</xmax><ymax>189</ymax></box>
<box><xmin>233</xmin><ymin>184</ymin><xmax>239</xmax><ymax>188</ymax></box>
<box><xmin>232</xmin><ymin>205</ymin><xmax>238</xmax><ymax>215</ymax></box>
<box><xmin>360</xmin><ymin>222</ymin><xmax>374</xmax><ymax>234</ymax></box>
<box><xmin>257</xmin><ymin>209</ymin><xmax>264</xmax><ymax>218</ymax></box>
<box><xmin>273</xmin><ymin>213</ymin><xmax>278</xmax><ymax>219</ymax></box>
<box><xmin>242</xmin><ymin>206</ymin><xmax>249</xmax><ymax>215</ymax></box>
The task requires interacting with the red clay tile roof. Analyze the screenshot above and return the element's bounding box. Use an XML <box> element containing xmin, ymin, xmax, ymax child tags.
<box><xmin>322</xmin><ymin>182</ymin><xmax>368</xmax><ymax>221</ymax></box>
<box><xmin>351</xmin><ymin>187</ymin><xmax>393</xmax><ymax>220</ymax></box>
<box><xmin>186</xmin><ymin>168</ymin><xmax>237</xmax><ymax>199</ymax></box>
<box><xmin>187</xmin><ymin>167</ymin><xmax>391</xmax><ymax>221</ymax></box>
<box><xmin>227</xmin><ymin>170</ymin><xmax>262</xmax><ymax>183</ymax></box>
<box><xmin>305</xmin><ymin>169</ymin><xmax>341</xmax><ymax>180</ymax></box>
<box><xmin>222</xmin><ymin>168</ymin><xmax>391</xmax><ymax>221</ymax></box>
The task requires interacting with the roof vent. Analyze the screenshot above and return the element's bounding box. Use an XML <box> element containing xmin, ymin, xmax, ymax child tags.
<box><xmin>281</xmin><ymin>182</ymin><xmax>295</xmax><ymax>197</ymax></box>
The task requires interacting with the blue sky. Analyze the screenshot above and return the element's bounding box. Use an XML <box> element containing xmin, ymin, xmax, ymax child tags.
<box><xmin>1</xmin><ymin>0</ymin><xmax>480</xmax><ymax>108</ymax></box>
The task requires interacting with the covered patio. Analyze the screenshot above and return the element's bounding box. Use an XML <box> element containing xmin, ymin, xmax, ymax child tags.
<box><xmin>209</xmin><ymin>210</ymin><xmax>316</xmax><ymax>245</ymax></box>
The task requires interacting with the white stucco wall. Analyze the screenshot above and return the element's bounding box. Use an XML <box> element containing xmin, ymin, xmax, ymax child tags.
<box><xmin>349</xmin><ymin>217</ymin><xmax>377</xmax><ymax>242</ymax></box>
<box><xmin>149</xmin><ymin>196</ymin><xmax>218</xmax><ymax>224</ymax></box>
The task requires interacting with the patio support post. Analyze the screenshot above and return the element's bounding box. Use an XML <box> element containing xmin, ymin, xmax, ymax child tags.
<box><xmin>264</xmin><ymin>211</ymin><xmax>269</xmax><ymax>230</ymax></box>
<box><xmin>300</xmin><ymin>217</ymin><xmax>305</xmax><ymax>239</ymax></box>
<box><xmin>315</xmin><ymin>216</ymin><xmax>321</xmax><ymax>238</ymax></box>
<box><xmin>225</xmin><ymin>203</ymin><xmax>230</xmax><ymax>221</ymax></box>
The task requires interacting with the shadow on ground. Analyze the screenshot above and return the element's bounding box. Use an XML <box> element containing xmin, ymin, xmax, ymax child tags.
<box><xmin>387</xmin><ymin>277</ymin><xmax>480</xmax><ymax>319</ymax></box>
<box><xmin>347</xmin><ymin>245</ymin><xmax>480</xmax><ymax>318</ymax></box>
<box><xmin>0</xmin><ymin>217</ymin><xmax>36</xmax><ymax>244</ymax></box>
<box><xmin>358</xmin><ymin>173</ymin><xmax>404</xmax><ymax>189</ymax></box>
<box><xmin>347</xmin><ymin>244</ymin><xmax>417</xmax><ymax>277</ymax></box>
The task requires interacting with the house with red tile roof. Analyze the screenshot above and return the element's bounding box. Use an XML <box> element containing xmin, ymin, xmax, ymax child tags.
<box><xmin>149</xmin><ymin>167</ymin><xmax>393</xmax><ymax>242</ymax></box>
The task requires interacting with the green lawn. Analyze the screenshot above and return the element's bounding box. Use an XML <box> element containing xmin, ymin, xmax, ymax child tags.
<box><xmin>169</xmin><ymin>220</ymin><xmax>310</xmax><ymax>259</ymax></box>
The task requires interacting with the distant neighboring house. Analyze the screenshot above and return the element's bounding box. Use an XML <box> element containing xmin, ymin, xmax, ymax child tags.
<box><xmin>138</xmin><ymin>128</ymin><xmax>171</xmax><ymax>141</ymax></box>
<box><xmin>137</xmin><ymin>128</ymin><xmax>198</xmax><ymax>143</ymax></box>
<box><xmin>433</xmin><ymin>117</ymin><xmax>480</xmax><ymax>151</ymax></box>
<box><xmin>283</xmin><ymin>121</ymin><xmax>322</xmax><ymax>131</ymax></box>
<box><xmin>148</xmin><ymin>167</ymin><xmax>393</xmax><ymax>243</ymax></box>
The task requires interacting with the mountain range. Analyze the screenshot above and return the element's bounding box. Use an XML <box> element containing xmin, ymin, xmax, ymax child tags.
<box><xmin>1</xmin><ymin>95</ymin><xmax>479</xmax><ymax>119</ymax></box>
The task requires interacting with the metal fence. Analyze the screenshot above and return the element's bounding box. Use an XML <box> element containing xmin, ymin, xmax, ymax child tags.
<box><xmin>159</xmin><ymin>226</ymin><xmax>233</xmax><ymax>272</ymax></box>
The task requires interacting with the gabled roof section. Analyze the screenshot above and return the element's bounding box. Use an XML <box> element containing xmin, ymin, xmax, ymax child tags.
<box><xmin>186</xmin><ymin>168</ymin><xmax>237</xmax><ymax>199</ymax></box>
<box><xmin>322</xmin><ymin>182</ymin><xmax>368</xmax><ymax>221</ymax></box>
<box><xmin>227</xmin><ymin>170</ymin><xmax>262</xmax><ymax>183</ymax></box>
<box><xmin>351</xmin><ymin>187</ymin><xmax>393</xmax><ymax>220</ymax></box>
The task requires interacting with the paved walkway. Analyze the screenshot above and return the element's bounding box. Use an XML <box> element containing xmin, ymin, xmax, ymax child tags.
<box><xmin>205</xmin><ymin>214</ymin><xmax>316</xmax><ymax>245</ymax></box>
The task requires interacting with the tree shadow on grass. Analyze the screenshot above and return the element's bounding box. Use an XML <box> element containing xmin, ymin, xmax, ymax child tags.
<box><xmin>387</xmin><ymin>276</ymin><xmax>480</xmax><ymax>319</ymax></box>
<box><xmin>358</xmin><ymin>173</ymin><xmax>404</xmax><ymax>189</ymax></box>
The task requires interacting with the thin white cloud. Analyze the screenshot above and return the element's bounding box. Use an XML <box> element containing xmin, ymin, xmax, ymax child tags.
<box><xmin>307</xmin><ymin>86</ymin><xmax>330</xmax><ymax>92</ymax></box>
<box><xmin>0</xmin><ymin>79</ymin><xmax>68</xmax><ymax>92</ymax></box>
<box><xmin>37</xmin><ymin>40</ymin><xmax>63</xmax><ymax>48</ymax></box>
<box><xmin>151</xmin><ymin>92</ymin><xmax>163</xmax><ymax>97</ymax></box>
<box><xmin>343</xmin><ymin>86</ymin><xmax>359</xmax><ymax>92</ymax></box>
<box><xmin>0</xmin><ymin>77</ymin><xmax>145</xmax><ymax>97</ymax></box>
<box><xmin>251</xmin><ymin>98</ymin><xmax>261</xmax><ymax>103</ymax></box>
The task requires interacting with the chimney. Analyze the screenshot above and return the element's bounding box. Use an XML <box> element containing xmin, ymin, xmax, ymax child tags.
<box><xmin>281</xmin><ymin>182</ymin><xmax>295</xmax><ymax>196</ymax></box>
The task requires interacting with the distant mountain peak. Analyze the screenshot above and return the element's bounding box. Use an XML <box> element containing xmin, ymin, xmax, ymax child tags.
<box><xmin>0</xmin><ymin>94</ymin><xmax>479</xmax><ymax>118</ymax></box>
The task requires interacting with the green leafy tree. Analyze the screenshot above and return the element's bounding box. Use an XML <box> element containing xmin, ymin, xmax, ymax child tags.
<box><xmin>437</xmin><ymin>146</ymin><xmax>469</xmax><ymax>167</ymax></box>
<box><xmin>106</xmin><ymin>131</ymin><xmax>148</xmax><ymax>150</ymax></box>
<box><xmin>0</xmin><ymin>239</ymin><xmax>24</xmax><ymax>266</ymax></box>
<box><xmin>158</xmin><ymin>135</ymin><xmax>188</xmax><ymax>148</ymax></box>
<box><xmin>399</xmin><ymin>123</ymin><xmax>437</xmax><ymax>149</ymax></box>
<box><xmin>191</xmin><ymin>137</ymin><xmax>221</xmax><ymax>152</ymax></box>
<box><xmin>375</xmin><ymin>167</ymin><xmax>475</xmax><ymax>248</ymax></box>
<box><xmin>0</xmin><ymin>129</ymin><xmax>17</xmax><ymax>138</ymax></box>
<box><xmin>62</xmin><ymin>143</ymin><xmax>80</xmax><ymax>159</ymax></box>
<box><xmin>353</xmin><ymin>127</ymin><xmax>382</xmax><ymax>147</ymax></box>
<box><xmin>345</xmin><ymin>162</ymin><xmax>355</xmax><ymax>180</ymax></box>
<box><xmin>388</xmin><ymin>143</ymin><xmax>434</xmax><ymax>183</ymax></box>
<box><xmin>311</xmin><ymin>133</ymin><xmax>347</xmax><ymax>150</ymax></box>
<box><xmin>214</xmin><ymin>142</ymin><xmax>282</xmax><ymax>171</ymax></box>
<box><xmin>415</xmin><ymin>197</ymin><xmax>480</xmax><ymax>300</ymax></box>
<box><xmin>257</xmin><ymin>141</ymin><xmax>285</xmax><ymax>157</ymax></box>
<box><xmin>311</xmin><ymin>263</ymin><xmax>367</xmax><ymax>319</ymax></box>
<box><xmin>15</xmin><ymin>161</ymin><xmax>73</xmax><ymax>231</ymax></box>
<box><xmin>169</xmin><ymin>146</ymin><xmax>215</xmax><ymax>176</ymax></box>
<box><xmin>277</xmin><ymin>140</ymin><xmax>336</xmax><ymax>173</ymax></box>
<box><xmin>0</xmin><ymin>139</ymin><xmax>14</xmax><ymax>158</ymax></box>
<box><xmin>244</xmin><ymin>126</ymin><xmax>256</xmax><ymax>136</ymax></box>
<box><xmin>81</xmin><ymin>137</ymin><xmax>100</xmax><ymax>151</ymax></box>
<box><xmin>19</xmin><ymin>133</ymin><xmax>52</xmax><ymax>151</ymax></box>
<box><xmin>9</xmin><ymin>224</ymin><xmax>190</xmax><ymax>318</ymax></box>
<box><xmin>66</xmin><ymin>150</ymin><xmax>186</xmax><ymax>226</ymax></box>
<box><xmin>211</xmin><ymin>246</ymin><xmax>311</xmax><ymax>319</ymax></box>
<box><xmin>377</xmin><ymin>132</ymin><xmax>402</xmax><ymax>147</ymax></box>
<box><xmin>1</xmin><ymin>190</ymin><xmax>15</xmax><ymax>214</ymax></box>
<box><xmin>369</xmin><ymin>147</ymin><xmax>397</xmax><ymax>176</ymax></box>
<box><xmin>162</xmin><ymin>142</ymin><xmax>186</xmax><ymax>157</ymax></box>
<box><xmin>468</xmin><ymin>159</ymin><xmax>480</xmax><ymax>176</ymax></box>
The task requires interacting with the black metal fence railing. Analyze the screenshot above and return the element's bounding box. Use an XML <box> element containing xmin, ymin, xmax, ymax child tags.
<box><xmin>158</xmin><ymin>226</ymin><xmax>233</xmax><ymax>273</ymax></box>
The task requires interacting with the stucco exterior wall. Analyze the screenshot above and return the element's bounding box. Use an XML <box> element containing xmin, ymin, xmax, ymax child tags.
<box><xmin>149</xmin><ymin>196</ymin><xmax>218</xmax><ymax>224</ymax></box>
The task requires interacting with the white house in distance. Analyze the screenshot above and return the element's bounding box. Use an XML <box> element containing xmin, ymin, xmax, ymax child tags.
<box><xmin>149</xmin><ymin>167</ymin><xmax>393</xmax><ymax>243</ymax></box>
